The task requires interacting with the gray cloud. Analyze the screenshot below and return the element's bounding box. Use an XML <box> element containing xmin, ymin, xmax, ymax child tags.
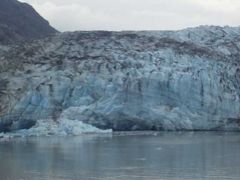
<box><xmin>19</xmin><ymin>0</ymin><xmax>240</xmax><ymax>31</ymax></box>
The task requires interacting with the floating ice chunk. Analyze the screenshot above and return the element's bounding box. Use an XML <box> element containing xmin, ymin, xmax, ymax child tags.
<box><xmin>0</xmin><ymin>133</ymin><xmax>12</xmax><ymax>141</ymax></box>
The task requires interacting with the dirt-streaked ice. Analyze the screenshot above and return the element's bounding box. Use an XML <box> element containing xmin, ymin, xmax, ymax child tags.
<box><xmin>0</xmin><ymin>26</ymin><xmax>240</xmax><ymax>133</ymax></box>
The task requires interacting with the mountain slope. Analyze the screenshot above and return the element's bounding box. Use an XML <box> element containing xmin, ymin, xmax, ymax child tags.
<box><xmin>0</xmin><ymin>0</ymin><xmax>57</xmax><ymax>44</ymax></box>
<box><xmin>0</xmin><ymin>26</ymin><xmax>240</xmax><ymax>133</ymax></box>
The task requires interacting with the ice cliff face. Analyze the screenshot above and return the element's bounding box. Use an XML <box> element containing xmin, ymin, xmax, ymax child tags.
<box><xmin>1</xmin><ymin>26</ymin><xmax>240</xmax><ymax>132</ymax></box>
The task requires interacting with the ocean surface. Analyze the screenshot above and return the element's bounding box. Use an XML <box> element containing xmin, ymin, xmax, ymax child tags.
<box><xmin>0</xmin><ymin>132</ymin><xmax>240</xmax><ymax>180</ymax></box>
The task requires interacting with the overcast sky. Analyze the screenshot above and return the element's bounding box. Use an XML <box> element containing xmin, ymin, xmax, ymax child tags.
<box><xmin>19</xmin><ymin>0</ymin><xmax>240</xmax><ymax>32</ymax></box>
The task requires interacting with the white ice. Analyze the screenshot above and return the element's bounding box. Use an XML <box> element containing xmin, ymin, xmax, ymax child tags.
<box><xmin>0</xmin><ymin>118</ymin><xmax>112</xmax><ymax>138</ymax></box>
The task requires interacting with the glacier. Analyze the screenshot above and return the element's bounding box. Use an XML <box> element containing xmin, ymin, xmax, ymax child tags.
<box><xmin>0</xmin><ymin>25</ymin><xmax>240</xmax><ymax>134</ymax></box>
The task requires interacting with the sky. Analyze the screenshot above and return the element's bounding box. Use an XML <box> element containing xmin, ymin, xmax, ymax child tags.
<box><xmin>19</xmin><ymin>0</ymin><xmax>240</xmax><ymax>32</ymax></box>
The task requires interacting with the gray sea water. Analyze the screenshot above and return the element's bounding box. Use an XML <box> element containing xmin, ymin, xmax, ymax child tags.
<box><xmin>0</xmin><ymin>132</ymin><xmax>240</xmax><ymax>180</ymax></box>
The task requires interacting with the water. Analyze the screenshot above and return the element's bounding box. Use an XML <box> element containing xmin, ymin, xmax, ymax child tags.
<box><xmin>0</xmin><ymin>132</ymin><xmax>240</xmax><ymax>180</ymax></box>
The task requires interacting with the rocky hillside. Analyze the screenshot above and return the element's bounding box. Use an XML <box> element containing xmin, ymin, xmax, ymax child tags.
<box><xmin>1</xmin><ymin>26</ymin><xmax>240</xmax><ymax>133</ymax></box>
<box><xmin>0</xmin><ymin>0</ymin><xmax>57</xmax><ymax>44</ymax></box>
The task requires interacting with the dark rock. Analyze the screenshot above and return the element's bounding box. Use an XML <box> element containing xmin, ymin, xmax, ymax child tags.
<box><xmin>0</xmin><ymin>0</ymin><xmax>58</xmax><ymax>44</ymax></box>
